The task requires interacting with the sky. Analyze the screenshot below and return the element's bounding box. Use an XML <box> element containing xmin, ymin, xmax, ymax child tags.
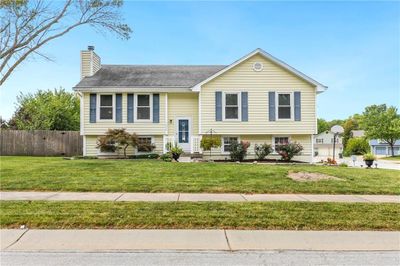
<box><xmin>1</xmin><ymin>1</ymin><xmax>399</xmax><ymax>120</ymax></box>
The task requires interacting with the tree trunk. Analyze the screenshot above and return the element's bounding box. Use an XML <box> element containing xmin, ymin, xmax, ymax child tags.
<box><xmin>389</xmin><ymin>143</ymin><xmax>395</xmax><ymax>157</ymax></box>
<box><xmin>123</xmin><ymin>144</ymin><xmax>129</xmax><ymax>158</ymax></box>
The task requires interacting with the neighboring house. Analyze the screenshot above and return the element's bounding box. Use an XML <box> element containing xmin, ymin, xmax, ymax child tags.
<box><xmin>73</xmin><ymin>47</ymin><xmax>327</xmax><ymax>162</ymax></box>
<box><xmin>369</xmin><ymin>139</ymin><xmax>400</xmax><ymax>156</ymax></box>
<box><xmin>313</xmin><ymin>131</ymin><xmax>343</xmax><ymax>158</ymax></box>
<box><xmin>351</xmin><ymin>130</ymin><xmax>365</xmax><ymax>138</ymax></box>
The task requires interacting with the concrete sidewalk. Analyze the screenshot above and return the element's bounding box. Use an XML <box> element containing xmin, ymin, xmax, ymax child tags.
<box><xmin>1</xmin><ymin>191</ymin><xmax>399</xmax><ymax>203</ymax></box>
<box><xmin>1</xmin><ymin>229</ymin><xmax>399</xmax><ymax>252</ymax></box>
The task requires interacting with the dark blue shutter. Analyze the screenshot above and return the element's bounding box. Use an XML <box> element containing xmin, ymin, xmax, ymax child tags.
<box><xmin>241</xmin><ymin>92</ymin><xmax>248</xmax><ymax>122</ymax></box>
<box><xmin>116</xmin><ymin>94</ymin><xmax>122</xmax><ymax>123</ymax></box>
<box><xmin>268</xmin><ymin>91</ymin><xmax>276</xmax><ymax>121</ymax></box>
<box><xmin>127</xmin><ymin>94</ymin><xmax>134</xmax><ymax>123</ymax></box>
<box><xmin>215</xmin><ymin>91</ymin><xmax>222</xmax><ymax>121</ymax></box>
<box><xmin>294</xmin><ymin>91</ymin><xmax>301</xmax><ymax>121</ymax></box>
<box><xmin>89</xmin><ymin>94</ymin><xmax>96</xmax><ymax>123</ymax></box>
<box><xmin>153</xmin><ymin>94</ymin><xmax>160</xmax><ymax>123</ymax></box>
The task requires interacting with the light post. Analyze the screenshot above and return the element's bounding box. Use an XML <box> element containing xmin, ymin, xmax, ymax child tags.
<box><xmin>331</xmin><ymin>125</ymin><xmax>344</xmax><ymax>162</ymax></box>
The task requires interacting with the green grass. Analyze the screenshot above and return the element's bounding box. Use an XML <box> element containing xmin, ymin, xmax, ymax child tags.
<box><xmin>1</xmin><ymin>156</ymin><xmax>399</xmax><ymax>194</ymax></box>
<box><xmin>1</xmin><ymin>201</ymin><xmax>398</xmax><ymax>231</ymax></box>
<box><xmin>380</xmin><ymin>156</ymin><xmax>400</xmax><ymax>162</ymax></box>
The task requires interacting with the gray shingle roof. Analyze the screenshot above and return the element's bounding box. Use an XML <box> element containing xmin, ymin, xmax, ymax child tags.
<box><xmin>74</xmin><ymin>65</ymin><xmax>226</xmax><ymax>88</ymax></box>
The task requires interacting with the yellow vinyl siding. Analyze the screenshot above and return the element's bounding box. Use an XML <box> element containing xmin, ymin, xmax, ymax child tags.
<box><xmin>167</xmin><ymin>93</ymin><xmax>199</xmax><ymax>136</ymax></box>
<box><xmin>82</xmin><ymin>92</ymin><xmax>166</xmax><ymax>135</ymax></box>
<box><xmin>85</xmin><ymin>135</ymin><xmax>163</xmax><ymax>156</ymax></box>
<box><xmin>200</xmin><ymin>53</ymin><xmax>316</xmax><ymax>135</ymax></box>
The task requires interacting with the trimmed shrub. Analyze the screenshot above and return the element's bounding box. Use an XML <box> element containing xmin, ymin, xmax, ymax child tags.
<box><xmin>200</xmin><ymin>135</ymin><xmax>221</xmax><ymax>151</ymax></box>
<box><xmin>229</xmin><ymin>141</ymin><xmax>250</xmax><ymax>162</ymax></box>
<box><xmin>128</xmin><ymin>154</ymin><xmax>159</xmax><ymax>159</ymax></box>
<box><xmin>254</xmin><ymin>143</ymin><xmax>273</xmax><ymax>160</ymax></box>
<box><xmin>275</xmin><ymin>142</ymin><xmax>303</xmax><ymax>161</ymax></box>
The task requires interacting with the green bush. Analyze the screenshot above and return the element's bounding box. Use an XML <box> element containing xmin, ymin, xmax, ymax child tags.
<box><xmin>344</xmin><ymin>138</ymin><xmax>370</xmax><ymax>156</ymax></box>
<box><xmin>160</xmin><ymin>153</ymin><xmax>172</xmax><ymax>162</ymax></box>
<box><xmin>200</xmin><ymin>135</ymin><xmax>221</xmax><ymax>151</ymax></box>
<box><xmin>254</xmin><ymin>144</ymin><xmax>273</xmax><ymax>160</ymax></box>
<box><xmin>363</xmin><ymin>153</ymin><xmax>376</xmax><ymax>161</ymax></box>
<box><xmin>128</xmin><ymin>154</ymin><xmax>159</xmax><ymax>159</ymax></box>
<box><xmin>275</xmin><ymin>142</ymin><xmax>303</xmax><ymax>161</ymax></box>
<box><xmin>229</xmin><ymin>141</ymin><xmax>250</xmax><ymax>162</ymax></box>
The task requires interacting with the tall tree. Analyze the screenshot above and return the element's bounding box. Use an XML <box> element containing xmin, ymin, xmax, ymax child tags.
<box><xmin>10</xmin><ymin>88</ymin><xmax>80</xmax><ymax>130</ymax></box>
<box><xmin>0</xmin><ymin>0</ymin><xmax>132</xmax><ymax>85</ymax></box>
<box><xmin>342</xmin><ymin>117</ymin><xmax>359</xmax><ymax>149</ymax></box>
<box><xmin>361</xmin><ymin>104</ymin><xmax>400</xmax><ymax>157</ymax></box>
<box><xmin>317</xmin><ymin>118</ymin><xmax>330</xmax><ymax>133</ymax></box>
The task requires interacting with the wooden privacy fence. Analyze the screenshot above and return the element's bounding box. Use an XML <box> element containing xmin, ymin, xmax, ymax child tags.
<box><xmin>0</xmin><ymin>130</ymin><xmax>83</xmax><ymax>156</ymax></box>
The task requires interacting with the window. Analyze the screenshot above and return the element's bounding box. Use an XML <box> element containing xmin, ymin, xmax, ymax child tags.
<box><xmin>316</xmin><ymin>139</ymin><xmax>324</xmax><ymax>144</ymax></box>
<box><xmin>224</xmin><ymin>93</ymin><xmax>240</xmax><ymax>120</ymax></box>
<box><xmin>274</xmin><ymin>137</ymin><xmax>289</xmax><ymax>151</ymax></box>
<box><xmin>137</xmin><ymin>137</ymin><xmax>153</xmax><ymax>152</ymax></box>
<box><xmin>222</xmin><ymin>137</ymin><xmax>238</xmax><ymax>153</ymax></box>
<box><xmin>136</xmin><ymin>94</ymin><xmax>151</xmax><ymax>121</ymax></box>
<box><xmin>99</xmin><ymin>94</ymin><xmax>113</xmax><ymax>120</ymax></box>
<box><xmin>277</xmin><ymin>93</ymin><xmax>292</xmax><ymax>119</ymax></box>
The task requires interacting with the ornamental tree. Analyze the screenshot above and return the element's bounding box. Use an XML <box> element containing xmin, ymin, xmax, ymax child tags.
<box><xmin>361</xmin><ymin>104</ymin><xmax>400</xmax><ymax>157</ymax></box>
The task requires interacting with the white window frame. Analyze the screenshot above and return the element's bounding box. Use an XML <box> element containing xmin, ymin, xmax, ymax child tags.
<box><xmin>272</xmin><ymin>136</ymin><xmax>291</xmax><ymax>153</ymax></box>
<box><xmin>135</xmin><ymin>93</ymin><xmax>153</xmax><ymax>122</ymax></box>
<box><xmin>316</xmin><ymin>138</ymin><xmax>324</xmax><ymax>144</ymax></box>
<box><xmin>97</xmin><ymin>93</ymin><xmax>115</xmax><ymax>121</ymax></box>
<box><xmin>222</xmin><ymin>92</ymin><xmax>241</xmax><ymax>121</ymax></box>
<box><xmin>221</xmin><ymin>136</ymin><xmax>240</xmax><ymax>154</ymax></box>
<box><xmin>276</xmin><ymin>92</ymin><xmax>294</xmax><ymax>121</ymax></box>
<box><xmin>136</xmin><ymin>136</ymin><xmax>155</xmax><ymax>154</ymax></box>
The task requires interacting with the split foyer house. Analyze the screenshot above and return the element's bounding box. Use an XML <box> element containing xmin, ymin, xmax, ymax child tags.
<box><xmin>73</xmin><ymin>47</ymin><xmax>327</xmax><ymax>162</ymax></box>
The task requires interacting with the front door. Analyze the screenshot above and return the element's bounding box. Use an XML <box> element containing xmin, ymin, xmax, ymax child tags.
<box><xmin>176</xmin><ymin>118</ymin><xmax>191</xmax><ymax>152</ymax></box>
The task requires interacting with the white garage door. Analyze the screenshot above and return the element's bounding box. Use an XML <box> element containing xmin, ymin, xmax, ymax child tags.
<box><xmin>375</xmin><ymin>147</ymin><xmax>387</xmax><ymax>155</ymax></box>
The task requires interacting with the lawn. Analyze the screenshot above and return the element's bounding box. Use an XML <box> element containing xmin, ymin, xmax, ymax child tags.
<box><xmin>1</xmin><ymin>156</ymin><xmax>399</xmax><ymax>194</ymax></box>
<box><xmin>381</xmin><ymin>156</ymin><xmax>400</xmax><ymax>162</ymax></box>
<box><xmin>1</xmin><ymin>201</ymin><xmax>398</xmax><ymax>231</ymax></box>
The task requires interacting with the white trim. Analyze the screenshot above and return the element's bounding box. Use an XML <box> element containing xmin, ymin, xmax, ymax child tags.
<box><xmin>221</xmin><ymin>136</ymin><xmax>240</xmax><ymax>154</ymax></box>
<box><xmin>310</xmin><ymin>134</ymin><xmax>314</xmax><ymax>162</ymax></box>
<box><xmin>272</xmin><ymin>135</ymin><xmax>291</xmax><ymax>153</ymax></box>
<box><xmin>191</xmin><ymin>48</ymin><xmax>327</xmax><ymax>92</ymax></box>
<box><xmin>164</xmin><ymin>93</ymin><xmax>168</xmax><ymax>135</ymax></box>
<box><xmin>135</xmin><ymin>136</ymin><xmax>155</xmax><ymax>154</ymax></box>
<box><xmin>175</xmin><ymin>117</ymin><xmax>192</xmax><ymax>152</ymax></box>
<box><xmin>135</xmin><ymin>93</ymin><xmax>153</xmax><ymax>122</ymax></box>
<box><xmin>314</xmin><ymin>91</ymin><xmax>318</xmax><ymax>134</ymax></box>
<box><xmin>222</xmin><ymin>91</ymin><xmax>241</xmax><ymax>121</ymax></box>
<box><xmin>198</xmin><ymin>92</ymin><xmax>202</xmax><ymax>134</ymax></box>
<box><xmin>83</xmin><ymin>135</ymin><xmax>87</xmax><ymax>156</ymax></box>
<box><xmin>276</xmin><ymin>92</ymin><xmax>294</xmax><ymax>121</ymax></box>
<box><xmin>78</xmin><ymin>92</ymin><xmax>84</xmax><ymax>135</ymax></box>
<box><xmin>97</xmin><ymin>93</ymin><xmax>115</xmax><ymax>121</ymax></box>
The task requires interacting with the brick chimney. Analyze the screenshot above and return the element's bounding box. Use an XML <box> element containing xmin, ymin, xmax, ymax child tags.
<box><xmin>80</xmin><ymin>45</ymin><xmax>101</xmax><ymax>80</ymax></box>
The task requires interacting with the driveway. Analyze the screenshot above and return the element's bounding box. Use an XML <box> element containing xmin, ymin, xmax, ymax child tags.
<box><xmin>314</xmin><ymin>156</ymin><xmax>400</xmax><ymax>170</ymax></box>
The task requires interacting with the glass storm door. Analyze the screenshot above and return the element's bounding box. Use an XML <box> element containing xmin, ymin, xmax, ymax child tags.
<box><xmin>177</xmin><ymin>118</ymin><xmax>190</xmax><ymax>152</ymax></box>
